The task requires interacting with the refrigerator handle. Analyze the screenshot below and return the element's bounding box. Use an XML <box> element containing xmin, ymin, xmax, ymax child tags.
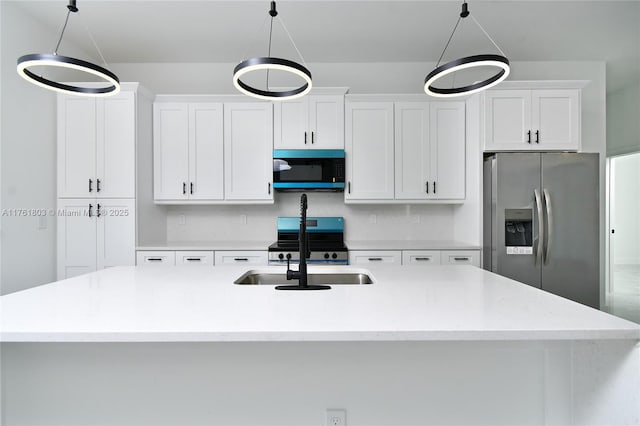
<box><xmin>543</xmin><ymin>188</ymin><xmax>552</xmax><ymax>264</ymax></box>
<box><xmin>534</xmin><ymin>189</ymin><xmax>544</xmax><ymax>265</ymax></box>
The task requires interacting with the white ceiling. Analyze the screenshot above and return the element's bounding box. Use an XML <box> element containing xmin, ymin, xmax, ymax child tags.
<box><xmin>11</xmin><ymin>0</ymin><xmax>640</xmax><ymax>92</ymax></box>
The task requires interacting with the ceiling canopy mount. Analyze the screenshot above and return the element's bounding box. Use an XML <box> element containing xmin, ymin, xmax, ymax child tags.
<box><xmin>16</xmin><ymin>0</ymin><xmax>120</xmax><ymax>97</ymax></box>
<box><xmin>232</xmin><ymin>1</ymin><xmax>312</xmax><ymax>101</ymax></box>
<box><xmin>424</xmin><ymin>1</ymin><xmax>510</xmax><ymax>98</ymax></box>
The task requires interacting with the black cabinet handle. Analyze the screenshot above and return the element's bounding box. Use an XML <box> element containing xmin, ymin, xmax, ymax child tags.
<box><xmin>433</xmin><ymin>181</ymin><xmax>436</xmax><ymax>194</ymax></box>
<box><xmin>311</xmin><ymin>131</ymin><xmax>315</xmax><ymax>144</ymax></box>
<box><xmin>185</xmin><ymin>258</ymin><xmax>201</xmax><ymax>262</ymax></box>
<box><xmin>268</xmin><ymin>182</ymin><xmax>271</xmax><ymax>194</ymax></box>
<box><xmin>190</xmin><ymin>182</ymin><xmax>194</xmax><ymax>194</ymax></box>
<box><xmin>527</xmin><ymin>130</ymin><xmax>531</xmax><ymax>144</ymax></box>
<box><xmin>415</xmin><ymin>257</ymin><xmax>431</xmax><ymax>261</ymax></box>
<box><xmin>89</xmin><ymin>179</ymin><xmax>93</xmax><ymax>193</ymax></box>
<box><xmin>368</xmin><ymin>257</ymin><xmax>383</xmax><ymax>261</ymax></box>
<box><xmin>182</xmin><ymin>182</ymin><xmax>186</xmax><ymax>194</ymax></box>
<box><xmin>96</xmin><ymin>203</ymin><xmax>101</xmax><ymax>217</ymax></box>
<box><xmin>96</xmin><ymin>179</ymin><xmax>101</xmax><ymax>192</ymax></box>
<box><xmin>304</xmin><ymin>131</ymin><xmax>307</xmax><ymax>144</ymax></box>
<box><xmin>348</xmin><ymin>181</ymin><xmax>351</xmax><ymax>194</ymax></box>
<box><xmin>147</xmin><ymin>258</ymin><xmax>163</xmax><ymax>262</ymax></box>
<box><xmin>535</xmin><ymin>130</ymin><xmax>540</xmax><ymax>144</ymax></box>
<box><xmin>88</xmin><ymin>203</ymin><xmax>93</xmax><ymax>217</ymax></box>
<box><xmin>234</xmin><ymin>258</ymin><xmax>249</xmax><ymax>262</ymax></box>
<box><xmin>426</xmin><ymin>181</ymin><xmax>429</xmax><ymax>194</ymax></box>
<box><xmin>454</xmin><ymin>257</ymin><xmax>470</xmax><ymax>261</ymax></box>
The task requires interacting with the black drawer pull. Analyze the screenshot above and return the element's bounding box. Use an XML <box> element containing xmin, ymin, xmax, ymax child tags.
<box><xmin>147</xmin><ymin>258</ymin><xmax>163</xmax><ymax>262</ymax></box>
<box><xmin>311</xmin><ymin>131</ymin><xmax>315</xmax><ymax>144</ymax></box>
<box><xmin>527</xmin><ymin>130</ymin><xmax>531</xmax><ymax>144</ymax></box>
<box><xmin>89</xmin><ymin>179</ymin><xmax>93</xmax><ymax>192</ymax></box>
<box><xmin>535</xmin><ymin>130</ymin><xmax>540</xmax><ymax>144</ymax></box>
<box><xmin>88</xmin><ymin>203</ymin><xmax>93</xmax><ymax>217</ymax></box>
<box><xmin>453</xmin><ymin>257</ymin><xmax>470</xmax><ymax>261</ymax></box>
<box><xmin>415</xmin><ymin>257</ymin><xmax>431</xmax><ymax>261</ymax></box>
<box><xmin>234</xmin><ymin>258</ymin><xmax>249</xmax><ymax>262</ymax></box>
<box><xmin>368</xmin><ymin>257</ymin><xmax>383</xmax><ymax>261</ymax></box>
<box><xmin>185</xmin><ymin>258</ymin><xmax>201</xmax><ymax>262</ymax></box>
<box><xmin>182</xmin><ymin>182</ymin><xmax>186</xmax><ymax>194</ymax></box>
<box><xmin>426</xmin><ymin>181</ymin><xmax>429</xmax><ymax>194</ymax></box>
<box><xmin>96</xmin><ymin>203</ymin><xmax>101</xmax><ymax>217</ymax></box>
<box><xmin>304</xmin><ymin>131</ymin><xmax>307</xmax><ymax>144</ymax></box>
<box><xmin>96</xmin><ymin>179</ymin><xmax>101</xmax><ymax>192</ymax></box>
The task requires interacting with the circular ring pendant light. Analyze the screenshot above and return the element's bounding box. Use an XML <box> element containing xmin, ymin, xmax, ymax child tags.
<box><xmin>424</xmin><ymin>1</ymin><xmax>509</xmax><ymax>98</ymax></box>
<box><xmin>16</xmin><ymin>0</ymin><xmax>120</xmax><ymax>97</ymax></box>
<box><xmin>233</xmin><ymin>1</ymin><xmax>312</xmax><ymax>101</ymax></box>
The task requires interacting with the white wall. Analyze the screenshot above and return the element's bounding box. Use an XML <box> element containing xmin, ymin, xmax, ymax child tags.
<box><xmin>612</xmin><ymin>153</ymin><xmax>640</xmax><ymax>265</ymax></box>
<box><xmin>607</xmin><ymin>80</ymin><xmax>640</xmax><ymax>157</ymax></box>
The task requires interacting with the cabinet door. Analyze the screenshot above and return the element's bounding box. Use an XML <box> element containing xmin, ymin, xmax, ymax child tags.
<box><xmin>430</xmin><ymin>102</ymin><xmax>465</xmax><ymax>199</ymax></box>
<box><xmin>57</xmin><ymin>199</ymin><xmax>97</xmax><ymax>279</ymax></box>
<box><xmin>274</xmin><ymin>99</ymin><xmax>308</xmax><ymax>148</ymax></box>
<box><xmin>57</xmin><ymin>96</ymin><xmax>96</xmax><ymax>198</ymax></box>
<box><xmin>345</xmin><ymin>102</ymin><xmax>395</xmax><ymax>200</ymax></box>
<box><xmin>224</xmin><ymin>103</ymin><xmax>274</xmax><ymax>201</ymax></box>
<box><xmin>96</xmin><ymin>199</ymin><xmax>136</xmax><ymax>270</ymax></box>
<box><xmin>154</xmin><ymin>103</ymin><xmax>189</xmax><ymax>200</ymax></box>
<box><xmin>308</xmin><ymin>95</ymin><xmax>344</xmax><ymax>149</ymax></box>
<box><xmin>531</xmin><ymin>90</ymin><xmax>580</xmax><ymax>151</ymax></box>
<box><xmin>349</xmin><ymin>250</ymin><xmax>402</xmax><ymax>265</ymax></box>
<box><xmin>96</xmin><ymin>92</ymin><xmax>135</xmax><ymax>198</ymax></box>
<box><xmin>394</xmin><ymin>102</ymin><xmax>430</xmax><ymax>200</ymax></box>
<box><xmin>188</xmin><ymin>103</ymin><xmax>224</xmax><ymax>200</ymax></box>
<box><xmin>136</xmin><ymin>251</ymin><xmax>176</xmax><ymax>266</ymax></box>
<box><xmin>484</xmin><ymin>90</ymin><xmax>532</xmax><ymax>151</ymax></box>
<box><xmin>402</xmin><ymin>250</ymin><xmax>441</xmax><ymax>265</ymax></box>
<box><xmin>440</xmin><ymin>250</ymin><xmax>480</xmax><ymax>267</ymax></box>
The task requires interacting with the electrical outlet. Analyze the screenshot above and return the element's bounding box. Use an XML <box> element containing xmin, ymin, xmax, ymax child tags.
<box><xmin>240</xmin><ymin>214</ymin><xmax>247</xmax><ymax>225</ymax></box>
<box><xmin>178</xmin><ymin>214</ymin><xmax>186</xmax><ymax>225</ymax></box>
<box><xmin>326</xmin><ymin>409</ymin><xmax>346</xmax><ymax>426</ymax></box>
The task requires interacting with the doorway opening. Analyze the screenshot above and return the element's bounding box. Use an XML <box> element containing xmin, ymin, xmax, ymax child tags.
<box><xmin>605</xmin><ymin>152</ymin><xmax>640</xmax><ymax>323</ymax></box>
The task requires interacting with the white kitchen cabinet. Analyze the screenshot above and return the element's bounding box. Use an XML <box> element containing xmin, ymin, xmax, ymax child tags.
<box><xmin>214</xmin><ymin>251</ymin><xmax>268</xmax><ymax>266</ymax></box>
<box><xmin>349</xmin><ymin>250</ymin><xmax>402</xmax><ymax>265</ymax></box>
<box><xmin>345</xmin><ymin>101</ymin><xmax>395</xmax><ymax>201</ymax></box>
<box><xmin>176</xmin><ymin>251</ymin><xmax>214</xmax><ymax>266</ymax></box>
<box><xmin>136</xmin><ymin>251</ymin><xmax>176</xmax><ymax>266</ymax></box>
<box><xmin>394</xmin><ymin>102</ymin><xmax>465</xmax><ymax>201</ymax></box>
<box><xmin>224</xmin><ymin>103</ymin><xmax>274</xmax><ymax>202</ymax></box>
<box><xmin>57</xmin><ymin>199</ymin><xmax>136</xmax><ymax>279</ymax></box>
<box><xmin>274</xmin><ymin>92</ymin><xmax>345</xmax><ymax>149</ymax></box>
<box><xmin>58</xmin><ymin>91</ymin><xmax>135</xmax><ymax>198</ymax></box>
<box><xmin>440</xmin><ymin>250</ymin><xmax>480</xmax><ymax>267</ymax></box>
<box><xmin>484</xmin><ymin>89</ymin><xmax>580</xmax><ymax>151</ymax></box>
<box><xmin>153</xmin><ymin>102</ymin><xmax>224</xmax><ymax>201</ymax></box>
<box><xmin>402</xmin><ymin>250</ymin><xmax>441</xmax><ymax>265</ymax></box>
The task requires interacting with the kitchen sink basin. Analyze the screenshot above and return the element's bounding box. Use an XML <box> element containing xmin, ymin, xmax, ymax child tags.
<box><xmin>234</xmin><ymin>270</ymin><xmax>374</xmax><ymax>285</ymax></box>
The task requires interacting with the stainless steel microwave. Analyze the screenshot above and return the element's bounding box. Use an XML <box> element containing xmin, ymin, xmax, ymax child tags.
<box><xmin>273</xmin><ymin>149</ymin><xmax>345</xmax><ymax>191</ymax></box>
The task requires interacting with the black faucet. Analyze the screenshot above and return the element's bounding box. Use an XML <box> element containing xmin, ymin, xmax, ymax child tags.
<box><xmin>275</xmin><ymin>194</ymin><xmax>331</xmax><ymax>291</ymax></box>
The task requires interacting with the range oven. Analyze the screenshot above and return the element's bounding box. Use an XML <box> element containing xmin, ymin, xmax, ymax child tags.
<box><xmin>272</xmin><ymin>149</ymin><xmax>345</xmax><ymax>191</ymax></box>
<box><xmin>268</xmin><ymin>217</ymin><xmax>348</xmax><ymax>265</ymax></box>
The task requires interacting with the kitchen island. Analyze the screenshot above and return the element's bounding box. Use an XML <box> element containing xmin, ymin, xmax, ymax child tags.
<box><xmin>1</xmin><ymin>265</ymin><xmax>639</xmax><ymax>425</ymax></box>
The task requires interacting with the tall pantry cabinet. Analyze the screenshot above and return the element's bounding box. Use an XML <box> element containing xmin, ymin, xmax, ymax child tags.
<box><xmin>56</xmin><ymin>83</ymin><xmax>153</xmax><ymax>279</ymax></box>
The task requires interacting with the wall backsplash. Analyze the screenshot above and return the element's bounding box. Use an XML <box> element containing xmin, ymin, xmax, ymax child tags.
<box><xmin>165</xmin><ymin>192</ymin><xmax>456</xmax><ymax>243</ymax></box>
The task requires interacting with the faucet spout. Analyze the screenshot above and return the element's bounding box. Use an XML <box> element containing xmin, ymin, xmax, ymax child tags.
<box><xmin>276</xmin><ymin>194</ymin><xmax>331</xmax><ymax>291</ymax></box>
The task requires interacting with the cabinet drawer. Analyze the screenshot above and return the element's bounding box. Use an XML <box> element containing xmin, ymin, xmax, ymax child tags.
<box><xmin>349</xmin><ymin>250</ymin><xmax>402</xmax><ymax>265</ymax></box>
<box><xmin>176</xmin><ymin>251</ymin><xmax>214</xmax><ymax>266</ymax></box>
<box><xmin>136</xmin><ymin>251</ymin><xmax>176</xmax><ymax>266</ymax></box>
<box><xmin>214</xmin><ymin>251</ymin><xmax>268</xmax><ymax>266</ymax></box>
<box><xmin>440</xmin><ymin>250</ymin><xmax>480</xmax><ymax>267</ymax></box>
<box><xmin>402</xmin><ymin>250</ymin><xmax>441</xmax><ymax>265</ymax></box>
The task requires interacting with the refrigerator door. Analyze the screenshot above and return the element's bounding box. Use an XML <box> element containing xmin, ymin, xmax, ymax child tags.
<box><xmin>492</xmin><ymin>153</ymin><xmax>543</xmax><ymax>288</ymax></box>
<box><xmin>541</xmin><ymin>153</ymin><xmax>599</xmax><ymax>308</ymax></box>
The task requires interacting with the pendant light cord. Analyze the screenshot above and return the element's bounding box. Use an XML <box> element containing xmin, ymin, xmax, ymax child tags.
<box><xmin>435</xmin><ymin>16</ymin><xmax>461</xmax><ymax>68</ymax></box>
<box><xmin>266</xmin><ymin>14</ymin><xmax>274</xmax><ymax>89</ymax></box>
<box><xmin>80</xmin><ymin>14</ymin><xmax>111</xmax><ymax>68</ymax></box>
<box><xmin>469</xmin><ymin>14</ymin><xmax>506</xmax><ymax>57</ymax></box>
<box><xmin>53</xmin><ymin>10</ymin><xmax>72</xmax><ymax>54</ymax></box>
<box><xmin>278</xmin><ymin>17</ymin><xmax>307</xmax><ymax>65</ymax></box>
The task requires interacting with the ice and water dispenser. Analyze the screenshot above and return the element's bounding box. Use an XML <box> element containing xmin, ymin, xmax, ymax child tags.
<box><xmin>504</xmin><ymin>209</ymin><xmax>533</xmax><ymax>255</ymax></box>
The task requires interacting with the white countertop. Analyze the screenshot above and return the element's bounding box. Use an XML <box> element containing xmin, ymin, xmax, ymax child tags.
<box><xmin>1</xmin><ymin>265</ymin><xmax>637</xmax><ymax>343</ymax></box>
<box><xmin>346</xmin><ymin>240</ymin><xmax>481</xmax><ymax>250</ymax></box>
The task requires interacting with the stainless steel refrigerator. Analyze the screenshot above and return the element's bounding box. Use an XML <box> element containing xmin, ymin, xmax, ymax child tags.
<box><xmin>483</xmin><ymin>153</ymin><xmax>599</xmax><ymax>308</ymax></box>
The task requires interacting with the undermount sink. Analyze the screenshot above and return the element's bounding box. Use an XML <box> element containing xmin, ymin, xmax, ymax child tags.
<box><xmin>234</xmin><ymin>269</ymin><xmax>374</xmax><ymax>285</ymax></box>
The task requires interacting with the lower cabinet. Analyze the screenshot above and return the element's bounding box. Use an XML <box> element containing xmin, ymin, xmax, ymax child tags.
<box><xmin>135</xmin><ymin>250</ymin><xmax>267</xmax><ymax>266</ymax></box>
<box><xmin>350</xmin><ymin>249</ymin><xmax>481</xmax><ymax>267</ymax></box>
<box><xmin>57</xmin><ymin>199</ymin><xmax>135</xmax><ymax>279</ymax></box>
<box><xmin>214</xmin><ymin>251</ymin><xmax>268</xmax><ymax>266</ymax></box>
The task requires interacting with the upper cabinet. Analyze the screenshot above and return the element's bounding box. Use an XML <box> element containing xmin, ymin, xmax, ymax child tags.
<box><xmin>224</xmin><ymin>102</ymin><xmax>274</xmax><ymax>202</ymax></box>
<box><xmin>484</xmin><ymin>88</ymin><xmax>581</xmax><ymax>152</ymax></box>
<box><xmin>273</xmin><ymin>89</ymin><xmax>347</xmax><ymax>149</ymax></box>
<box><xmin>153</xmin><ymin>98</ymin><xmax>273</xmax><ymax>204</ymax></box>
<box><xmin>58</xmin><ymin>91</ymin><xmax>135</xmax><ymax>198</ymax></box>
<box><xmin>153</xmin><ymin>102</ymin><xmax>224</xmax><ymax>201</ymax></box>
<box><xmin>345</xmin><ymin>96</ymin><xmax>466</xmax><ymax>204</ymax></box>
